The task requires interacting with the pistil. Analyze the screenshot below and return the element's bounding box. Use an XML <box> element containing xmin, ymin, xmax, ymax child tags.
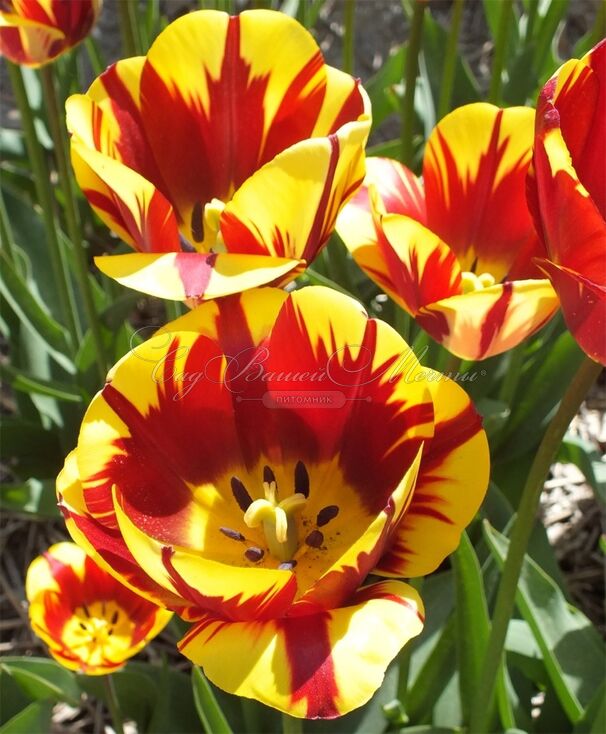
<box><xmin>461</xmin><ymin>270</ymin><xmax>496</xmax><ymax>293</ymax></box>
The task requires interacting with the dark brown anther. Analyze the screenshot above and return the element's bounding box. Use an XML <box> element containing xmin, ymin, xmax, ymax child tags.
<box><xmin>294</xmin><ymin>461</ymin><xmax>310</xmax><ymax>498</ymax></box>
<box><xmin>220</xmin><ymin>527</ymin><xmax>245</xmax><ymax>542</ymax></box>
<box><xmin>317</xmin><ymin>505</ymin><xmax>339</xmax><ymax>527</ymax></box>
<box><xmin>79</xmin><ymin>622</ymin><xmax>87</xmax><ymax>631</ymax></box>
<box><xmin>244</xmin><ymin>547</ymin><xmax>264</xmax><ymax>562</ymax></box>
<box><xmin>263</xmin><ymin>465</ymin><xmax>276</xmax><ymax>486</ymax></box>
<box><xmin>305</xmin><ymin>530</ymin><xmax>324</xmax><ymax>548</ymax></box>
<box><xmin>191</xmin><ymin>201</ymin><xmax>204</xmax><ymax>242</ymax></box>
<box><xmin>231</xmin><ymin>476</ymin><xmax>253</xmax><ymax>512</ymax></box>
<box><xmin>278</xmin><ymin>560</ymin><xmax>297</xmax><ymax>571</ymax></box>
<box><xmin>82</xmin><ymin>604</ymin><xmax>90</xmax><ymax>618</ymax></box>
<box><xmin>111</xmin><ymin>610</ymin><xmax>119</xmax><ymax>625</ymax></box>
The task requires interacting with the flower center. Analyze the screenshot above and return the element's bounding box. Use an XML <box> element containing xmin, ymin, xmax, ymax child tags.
<box><xmin>66</xmin><ymin>601</ymin><xmax>130</xmax><ymax>661</ymax></box>
<box><xmin>202</xmin><ymin>198</ymin><xmax>226</xmax><ymax>252</ymax></box>
<box><xmin>225</xmin><ymin>462</ymin><xmax>341</xmax><ymax>568</ymax></box>
<box><xmin>460</xmin><ymin>270</ymin><xmax>496</xmax><ymax>293</ymax></box>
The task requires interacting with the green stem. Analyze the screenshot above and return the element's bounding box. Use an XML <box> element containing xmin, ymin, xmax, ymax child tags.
<box><xmin>40</xmin><ymin>64</ymin><xmax>108</xmax><ymax>382</ymax></box>
<box><xmin>524</xmin><ymin>0</ymin><xmax>539</xmax><ymax>42</ymax></box>
<box><xmin>118</xmin><ymin>0</ymin><xmax>141</xmax><ymax>57</ymax></box>
<box><xmin>84</xmin><ymin>36</ymin><xmax>105</xmax><ymax>77</ymax></box>
<box><xmin>104</xmin><ymin>675</ymin><xmax>125</xmax><ymax>734</ymax></box>
<box><xmin>394</xmin><ymin>304</ymin><xmax>411</xmax><ymax>344</ymax></box>
<box><xmin>7</xmin><ymin>61</ymin><xmax>79</xmax><ymax>345</ymax></box>
<box><xmin>468</xmin><ymin>354</ymin><xmax>603</xmax><ymax>733</ymax></box>
<box><xmin>400</xmin><ymin>0</ymin><xmax>425</xmax><ymax>166</ymax></box>
<box><xmin>342</xmin><ymin>0</ymin><xmax>355</xmax><ymax>75</ymax></box>
<box><xmin>281</xmin><ymin>712</ymin><xmax>304</xmax><ymax>734</ymax></box>
<box><xmin>397</xmin><ymin>576</ymin><xmax>423</xmax><ymax>705</ymax></box>
<box><xmin>437</xmin><ymin>0</ymin><xmax>464</xmax><ymax>120</ymax></box>
<box><xmin>0</xmin><ymin>187</ymin><xmax>16</xmax><ymax>262</ymax></box>
<box><xmin>488</xmin><ymin>0</ymin><xmax>514</xmax><ymax>104</ymax></box>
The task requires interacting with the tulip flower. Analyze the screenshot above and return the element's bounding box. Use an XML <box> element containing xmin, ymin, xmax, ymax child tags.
<box><xmin>0</xmin><ymin>0</ymin><xmax>100</xmax><ymax>67</ymax></box>
<box><xmin>57</xmin><ymin>286</ymin><xmax>489</xmax><ymax>717</ymax></box>
<box><xmin>337</xmin><ymin>103</ymin><xmax>559</xmax><ymax>360</ymax></box>
<box><xmin>527</xmin><ymin>40</ymin><xmax>606</xmax><ymax>365</ymax></box>
<box><xmin>66</xmin><ymin>9</ymin><xmax>370</xmax><ymax>303</ymax></box>
<box><xmin>26</xmin><ymin>542</ymin><xmax>172</xmax><ymax>675</ymax></box>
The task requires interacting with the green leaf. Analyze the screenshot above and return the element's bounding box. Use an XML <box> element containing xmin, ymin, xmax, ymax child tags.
<box><xmin>483</xmin><ymin>522</ymin><xmax>606</xmax><ymax>723</ymax></box>
<box><xmin>557</xmin><ymin>434</ymin><xmax>606</xmax><ymax>504</ymax></box>
<box><xmin>192</xmin><ymin>666</ymin><xmax>233</xmax><ymax>734</ymax></box>
<box><xmin>0</xmin><ymin>670</ymin><xmax>31</xmax><ymax>726</ymax></box>
<box><xmin>0</xmin><ymin>700</ymin><xmax>53</xmax><ymax>734</ymax></box>
<box><xmin>476</xmin><ymin>398</ymin><xmax>511</xmax><ymax>440</ymax></box>
<box><xmin>505</xmin><ymin>619</ymin><xmax>548</xmax><ymax>686</ymax></box>
<box><xmin>364</xmin><ymin>46</ymin><xmax>405</xmax><ymax>132</ymax></box>
<box><xmin>1</xmin><ymin>659</ymin><xmax>80</xmax><ymax>707</ymax></box>
<box><xmin>532</xmin><ymin>0</ymin><xmax>570</xmax><ymax>79</ymax></box>
<box><xmin>0</xmin><ymin>418</ymin><xmax>62</xmax><ymax>478</ymax></box>
<box><xmin>0</xmin><ymin>249</ymin><xmax>71</xmax><ymax>362</ymax></box>
<box><xmin>0</xmin><ymin>479</ymin><xmax>60</xmax><ymax>519</ymax></box>
<box><xmin>451</xmin><ymin>532</ymin><xmax>491</xmax><ymax>724</ymax></box>
<box><xmin>574</xmin><ymin>681</ymin><xmax>606</xmax><ymax>733</ymax></box>
<box><xmin>0</xmin><ymin>362</ymin><xmax>83</xmax><ymax>403</ymax></box>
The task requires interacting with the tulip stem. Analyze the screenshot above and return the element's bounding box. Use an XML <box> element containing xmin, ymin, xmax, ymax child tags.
<box><xmin>40</xmin><ymin>64</ymin><xmax>108</xmax><ymax>383</ymax></box>
<box><xmin>488</xmin><ymin>0</ymin><xmax>514</xmax><ymax>104</ymax></box>
<box><xmin>437</xmin><ymin>0</ymin><xmax>464</xmax><ymax>120</ymax></box>
<box><xmin>498</xmin><ymin>341</ymin><xmax>526</xmax><ymax>405</ymax></box>
<box><xmin>281</xmin><ymin>713</ymin><xmax>303</xmax><ymax>734</ymax></box>
<box><xmin>7</xmin><ymin>61</ymin><xmax>80</xmax><ymax>346</ymax></box>
<box><xmin>342</xmin><ymin>0</ymin><xmax>355</xmax><ymax>75</ymax></box>
<box><xmin>468</xmin><ymin>354</ymin><xmax>603</xmax><ymax>733</ymax></box>
<box><xmin>104</xmin><ymin>674</ymin><xmax>125</xmax><ymax>734</ymax></box>
<box><xmin>118</xmin><ymin>0</ymin><xmax>142</xmax><ymax>57</ymax></box>
<box><xmin>0</xmin><ymin>187</ymin><xmax>16</xmax><ymax>262</ymax></box>
<box><xmin>400</xmin><ymin>0</ymin><xmax>425</xmax><ymax>167</ymax></box>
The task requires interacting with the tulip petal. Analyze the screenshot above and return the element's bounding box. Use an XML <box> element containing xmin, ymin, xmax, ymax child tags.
<box><xmin>179</xmin><ymin>579</ymin><xmax>423</xmax><ymax>719</ymax></box>
<box><xmin>70</xmin><ymin>139</ymin><xmax>181</xmax><ymax>254</ymax></box>
<box><xmin>418</xmin><ymin>280</ymin><xmax>559</xmax><ymax>360</ymax></box>
<box><xmin>537</xmin><ymin>259</ymin><xmax>606</xmax><ymax>365</ymax></box>
<box><xmin>138</xmin><ymin>9</ymin><xmax>328</xmax><ymax>239</ymax></box>
<box><xmin>423</xmin><ymin>103</ymin><xmax>542</xmax><ymax>280</ymax></box>
<box><xmin>220</xmin><ymin>120</ymin><xmax>368</xmax><ymax>262</ymax></box>
<box><xmin>94</xmin><ymin>251</ymin><xmax>302</xmax><ymax>301</ymax></box>
<box><xmin>375</xmin><ymin>373</ymin><xmax>488</xmax><ymax>576</ymax></box>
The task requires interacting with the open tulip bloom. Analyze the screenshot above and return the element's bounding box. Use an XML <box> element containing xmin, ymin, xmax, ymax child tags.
<box><xmin>66</xmin><ymin>9</ymin><xmax>370</xmax><ymax>303</ymax></box>
<box><xmin>337</xmin><ymin>103</ymin><xmax>560</xmax><ymax>361</ymax></box>
<box><xmin>0</xmin><ymin>0</ymin><xmax>100</xmax><ymax>67</ymax></box>
<box><xmin>26</xmin><ymin>542</ymin><xmax>172</xmax><ymax>675</ymax></box>
<box><xmin>57</xmin><ymin>286</ymin><xmax>489</xmax><ymax>717</ymax></box>
<box><xmin>528</xmin><ymin>39</ymin><xmax>606</xmax><ymax>365</ymax></box>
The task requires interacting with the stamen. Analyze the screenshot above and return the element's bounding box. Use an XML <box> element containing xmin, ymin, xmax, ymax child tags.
<box><xmin>317</xmin><ymin>505</ymin><xmax>339</xmax><ymax>527</ymax></box>
<box><xmin>108</xmin><ymin>629</ymin><xmax>114</xmax><ymax>636</ymax></box>
<box><xmin>79</xmin><ymin>622</ymin><xmax>87</xmax><ymax>630</ymax></box>
<box><xmin>231</xmin><ymin>477</ymin><xmax>253</xmax><ymax>512</ymax></box>
<box><xmin>294</xmin><ymin>461</ymin><xmax>310</xmax><ymax>498</ymax></box>
<box><xmin>245</xmin><ymin>547</ymin><xmax>264</xmax><ymax>563</ymax></box>
<box><xmin>305</xmin><ymin>530</ymin><xmax>324</xmax><ymax>548</ymax></box>
<box><xmin>191</xmin><ymin>201</ymin><xmax>204</xmax><ymax>242</ymax></box>
<box><xmin>278</xmin><ymin>560</ymin><xmax>297</xmax><ymax>571</ymax></box>
<box><xmin>220</xmin><ymin>527</ymin><xmax>246</xmax><ymax>542</ymax></box>
<box><xmin>110</xmin><ymin>610</ymin><xmax>119</xmax><ymax>625</ymax></box>
<box><xmin>82</xmin><ymin>604</ymin><xmax>90</xmax><ymax>618</ymax></box>
<box><xmin>263</xmin><ymin>465</ymin><xmax>278</xmax><ymax>503</ymax></box>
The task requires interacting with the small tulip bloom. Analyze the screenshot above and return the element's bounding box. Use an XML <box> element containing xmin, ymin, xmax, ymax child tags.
<box><xmin>337</xmin><ymin>103</ymin><xmax>559</xmax><ymax>360</ymax></box>
<box><xmin>527</xmin><ymin>40</ymin><xmax>606</xmax><ymax>365</ymax></box>
<box><xmin>0</xmin><ymin>0</ymin><xmax>100</xmax><ymax>67</ymax></box>
<box><xmin>57</xmin><ymin>286</ymin><xmax>488</xmax><ymax>717</ymax></box>
<box><xmin>26</xmin><ymin>542</ymin><xmax>172</xmax><ymax>675</ymax></box>
<box><xmin>66</xmin><ymin>9</ymin><xmax>370</xmax><ymax>304</ymax></box>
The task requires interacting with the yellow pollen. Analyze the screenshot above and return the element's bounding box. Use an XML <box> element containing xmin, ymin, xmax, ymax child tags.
<box><xmin>243</xmin><ymin>479</ymin><xmax>307</xmax><ymax>562</ymax></box>
<box><xmin>461</xmin><ymin>270</ymin><xmax>496</xmax><ymax>293</ymax></box>
<box><xmin>203</xmin><ymin>198</ymin><xmax>226</xmax><ymax>252</ymax></box>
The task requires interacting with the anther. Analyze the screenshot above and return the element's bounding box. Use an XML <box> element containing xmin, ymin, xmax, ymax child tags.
<box><xmin>111</xmin><ymin>610</ymin><xmax>119</xmax><ymax>625</ymax></box>
<box><xmin>278</xmin><ymin>560</ymin><xmax>297</xmax><ymax>571</ymax></box>
<box><xmin>245</xmin><ymin>547</ymin><xmax>264</xmax><ymax>563</ymax></box>
<box><xmin>294</xmin><ymin>461</ymin><xmax>310</xmax><ymax>498</ymax></box>
<box><xmin>317</xmin><ymin>505</ymin><xmax>339</xmax><ymax>527</ymax></box>
<box><xmin>220</xmin><ymin>527</ymin><xmax>246</xmax><ymax>542</ymax></box>
<box><xmin>231</xmin><ymin>477</ymin><xmax>253</xmax><ymax>512</ymax></box>
<box><xmin>79</xmin><ymin>622</ymin><xmax>87</xmax><ymax>630</ymax></box>
<box><xmin>305</xmin><ymin>530</ymin><xmax>324</xmax><ymax>548</ymax></box>
<box><xmin>191</xmin><ymin>201</ymin><xmax>204</xmax><ymax>242</ymax></box>
<box><xmin>263</xmin><ymin>466</ymin><xmax>276</xmax><ymax>486</ymax></box>
<box><xmin>82</xmin><ymin>604</ymin><xmax>90</xmax><ymax>618</ymax></box>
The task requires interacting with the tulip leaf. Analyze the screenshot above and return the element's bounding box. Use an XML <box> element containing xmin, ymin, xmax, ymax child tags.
<box><xmin>0</xmin><ymin>479</ymin><xmax>60</xmax><ymax>519</ymax></box>
<box><xmin>574</xmin><ymin>681</ymin><xmax>606</xmax><ymax>734</ymax></box>
<box><xmin>192</xmin><ymin>667</ymin><xmax>233</xmax><ymax>734</ymax></box>
<box><xmin>451</xmin><ymin>532</ymin><xmax>491</xmax><ymax>724</ymax></box>
<box><xmin>365</xmin><ymin>46</ymin><xmax>405</xmax><ymax>133</ymax></box>
<box><xmin>0</xmin><ymin>418</ymin><xmax>62</xmax><ymax>479</ymax></box>
<box><xmin>0</xmin><ymin>362</ymin><xmax>83</xmax><ymax>403</ymax></box>
<box><xmin>483</xmin><ymin>522</ymin><xmax>606</xmax><ymax>723</ymax></box>
<box><xmin>557</xmin><ymin>434</ymin><xmax>606</xmax><ymax>504</ymax></box>
<box><xmin>0</xmin><ymin>700</ymin><xmax>53</xmax><ymax>734</ymax></box>
<box><xmin>0</xmin><ymin>659</ymin><xmax>80</xmax><ymax>707</ymax></box>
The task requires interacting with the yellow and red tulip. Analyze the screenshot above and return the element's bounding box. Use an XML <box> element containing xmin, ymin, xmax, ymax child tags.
<box><xmin>66</xmin><ymin>9</ymin><xmax>370</xmax><ymax>304</ymax></box>
<box><xmin>26</xmin><ymin>542</ymin><xmax>172</xmax><ymax>675</ymax></box>
<box><xmin>0</xmin><ymin>0</ymin><xmax>100</xmax><ymax>67</ymax></box>
<box><xmin>337</xmin><ymin>103</ymin><xmax>559</xmax><ymax>360</ymax></box>
<box><xmin>57</xmin><ymin>286</ymin><xmax>489</xmax><ymax>717</ymax></box>
<box><xmin>527</xmin><ymin>40</ymin><xmax>606</xmax><ymax>365</ymax></box>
